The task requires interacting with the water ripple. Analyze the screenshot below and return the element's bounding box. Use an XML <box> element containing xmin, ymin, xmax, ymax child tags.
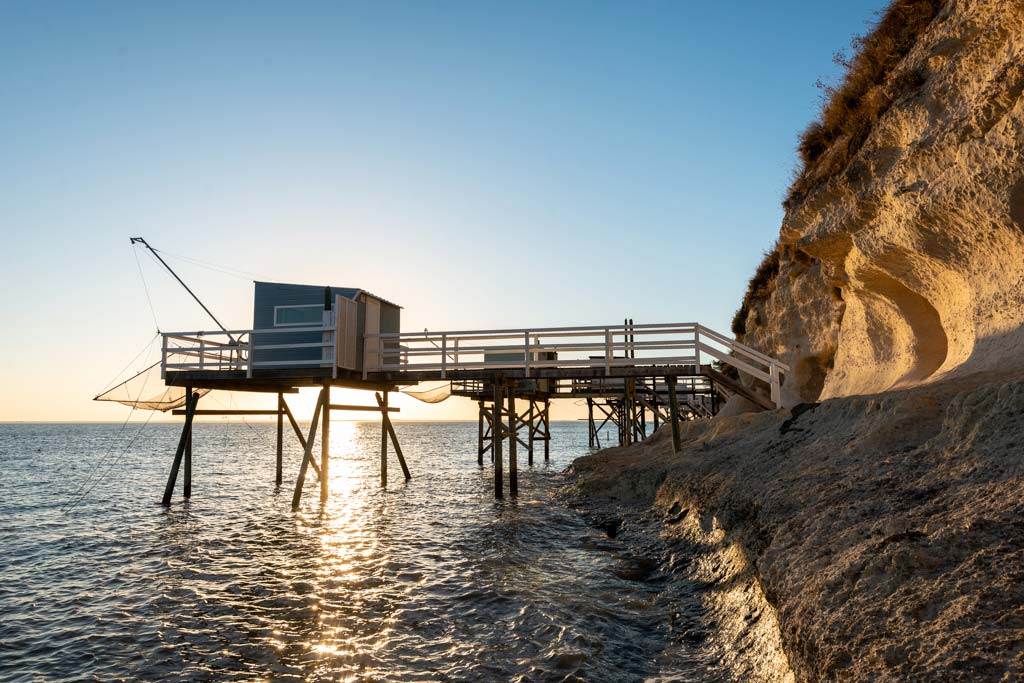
<box><xmin>0</xmin><ymin>422</ymin><xmax>725</xmax><ymax>682</ymax></box>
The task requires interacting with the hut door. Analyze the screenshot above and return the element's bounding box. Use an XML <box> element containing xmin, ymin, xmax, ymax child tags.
<box><xmin>364</xmin><ymin>297</ymin><xmax>381</xmax><ymax>370</ymax></box>
<box><xmin>334</xmin><ymin>295</ymin><xmax>359</xmax><ymax>371</ymax></box>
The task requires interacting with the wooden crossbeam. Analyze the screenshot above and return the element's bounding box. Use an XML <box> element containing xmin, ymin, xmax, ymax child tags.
<box><xmin>282</xmin><ymin>394</ymin><xmax>321</xmax><ymax>479</ymax></box>
<box><xmin>171</xmin><ymin>409</ymin><xmax>280</xmax><ymax>416</ymax></box>
<box><xmin>291</xmin><ymin>387</ymin><xmax>325</xmax><ymax>509</ymax></box>
<box><xmin>376</xmin><ymin>392</ymin><xmax>411</xmax><ymax>481</ymax></box>
<box><xmin>329</xmin><ymin>404</ymin><xmax>399</xmax><ymax>413</ymax></box>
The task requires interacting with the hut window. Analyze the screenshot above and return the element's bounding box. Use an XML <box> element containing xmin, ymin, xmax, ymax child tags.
<box><xmin>274</xmin><ymin>304</ymin><xmax>323</xmax><ymax>326</ymax></box>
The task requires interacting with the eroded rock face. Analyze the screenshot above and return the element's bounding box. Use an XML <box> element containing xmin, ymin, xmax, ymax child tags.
<box><xmin>570</xmin><ymin>373</ymin><xmax>1024</xmax><ymax>682</ymax></box>
<box><xmin>740</xmin><ymin>0</ymin><xmax>1024</xmax><ymax>405</ymax></box>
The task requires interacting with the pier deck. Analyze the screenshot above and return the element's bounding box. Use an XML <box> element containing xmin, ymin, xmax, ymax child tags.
<box><xmin>156</xmin><ymin>320</ymin><xmax>789</xmax><ymax>505</ymax></box>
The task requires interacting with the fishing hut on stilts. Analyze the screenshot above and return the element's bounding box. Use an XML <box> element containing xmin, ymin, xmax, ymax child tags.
<box><xmin>98</xmin><ymin>238</ymin><xmax>790</xmax><ymax>508</ymax></box>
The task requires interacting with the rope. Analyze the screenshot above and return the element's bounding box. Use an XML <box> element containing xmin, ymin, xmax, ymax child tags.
<box><xmin>152</xmin><ymin>247</ymin><xmax>272</xmax><ymax>282</ymax></box>
<box><xmin>94</xmin><ymin>333</ymin><xmax>160</xmax><ymax>398</ymax></box>
<box><xmin>62</xmin><ymin>348</ymin><xmax>157</xmax><ymax>514</ymax></box>
<box><xmin>132</xmin><ymin>244</ymin><xmax>160</xmax><ymax>333</ymax></box>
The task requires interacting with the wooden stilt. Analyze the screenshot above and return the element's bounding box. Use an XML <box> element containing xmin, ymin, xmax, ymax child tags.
<box><xmin>291</xmin><ymin>387</ymin><xmax>325</xmax><ymax>510</ymax></box>
<box><xmin>652</xmin><ymin>379</ymin><xmax>660</xmax><ymax>432</ymax></box>
<box><xmin>478</xmin><ymin>400</ymin><xmax>485</xmax><ymax>466</ymax></box>
<box><xmin>376</xmin><ymin>392</ymin><xmax>411</xmax><ymax>480</ymax></box>
<box><xmin>667</xmin><ymin>376</ymin><xmax>681</xmax><ymax>454</ymax></box>
<box><xmin>183</xmin><ymin>398</ymin><xmax>193</xmax><ymax>499</ymax></box>
<box><xmin>380</xmin><ymin>390</ymin><xmax>388</xmax><ymax>487</ymax></box>
<box><xmin>162</xmin><ymin>390</ymin><xmax>199</xmax><ymax>506</ymax></box>
<box><xmin>527</xmin><ymin>401</ymin><xmax>535</xmax><ymax>466</ymax></box>
<box><xmin>587</xmin><ymin>397</ymin><xmax>595</xmax><ymax>447</ymax></box>
<box><xmin>543</xmin><ymin>400</ymin><xmax>550</xmax><ymax>461</ymax></box>
<box><xmin>281</xmin><ymin>396</ymin><xmax>321</xmax><ymax>479</ymax></box>
<box><xmin>507</xmin><ymin>386</ymin><xmax>517</xmax><ymax>496</ymax></box>
<box><xmin>639</xmin><ymin>385</ymin><xmax>647</xmax><ymax>440</ymax></box>
<box><xmin>276</xmin><ymin>392</ymin><xmax>284</xmax><ymax>487</ymax></box>
<box><xmin>493</xmin><ymin>381</ymin><xmax>503</xmax><ymax>498</ymax></box>
<box><xmin>320</xmin><ymin>382</ymin><xmax>330</xmax><ymax>503</ymax></box>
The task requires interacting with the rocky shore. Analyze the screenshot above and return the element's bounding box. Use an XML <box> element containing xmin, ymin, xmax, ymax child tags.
<box><xmin>569</xmin><ymin>372</ymin><xmax>1023</xmax><ymax>682</ymax></box>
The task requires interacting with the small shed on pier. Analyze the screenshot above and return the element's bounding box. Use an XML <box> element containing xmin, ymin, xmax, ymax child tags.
<box><xmin>252</xmin><ymin>281</ymin><xmax>400</xmax><ymax>371</ymax></box>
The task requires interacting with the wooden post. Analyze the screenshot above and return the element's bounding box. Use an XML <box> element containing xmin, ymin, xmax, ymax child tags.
<box><xmin>376</xmin><ymin>392</ymin><xmax>411</xmax><ymax>480</ymax></box>
<box><xmin>291</xmin><ymin>387</ymin><xmax>324</xmax><ymax>509</ymax></box>
<box><xmin>281</xmin><ymin>396</ymin><xmax>321</xmax><ymax>479</ymax></box>
<box><xmin>587</xmin><ymin>397</ymin><xmax>595</xmax><ymax>447</ymax></box>
<box><xmin>183</xmin><ymin>390</ymin><xmax>193</xmax><ymax>499</ymax></box>
<box><xmin>320</xmin><ymin>382</ymin><xmax>330</xmax><ymax>503</ymax></box>
<box><xmin>276</xmin><ymin>392</ymin><xmax>284</xmax><ymax>487</ymax></box>
<box><xmin>380</xmin><ymin>390</ymin><xmax>389</xmax><ymax>487</ymax></box>
<box><xmin>493</xmin><ymin>380</ymin><xmax>503</xmax><ymax>498</ymax></box>
<box><xmin>667</xmin><ymin>376</ymin><xmax>681</xmax><ymax>454</ymax></box>
<box><xmin>162</xmin><ymin>390</ymin><xmax>199</xmax><ymax>506</ymax></box>
<box><xmin>652</xmin><ymin>379</ymin><xmax>660</xmax><ymax>431</ymax></box>
<box><xmin>507</xmin><ymin>385</ymin><xmax>517</xmax><ymax>496</ymax></box>
<box><xmin>527</xmin><ymin>401</ymin><xmax>535</xmax><ymax>466</ymax></box>
<box><xmin>478</xmin><ymin>400</ymin><xmax>485</xmax><ymax>466</ymax></box>
<box><xmin>543</xmin><ymin>400</ymin><xmax>550</xmax><ymax>461</ymax></box>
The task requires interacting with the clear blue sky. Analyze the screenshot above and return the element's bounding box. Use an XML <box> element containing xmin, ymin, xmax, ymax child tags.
<box><xmin>0</xmin><ymin>0</ymin><xmax>887</xmax><ymax>420</ymax></box>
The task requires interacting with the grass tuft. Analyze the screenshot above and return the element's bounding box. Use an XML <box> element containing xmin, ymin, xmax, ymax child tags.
<box><xmin>785</xmin><ymin>0</ymin><xmax>943</xmax><ymax>208</ymax></box>
<box><xmin>732</xmin><ymin>246</ymin><xmax>781</xmax><ymax>337</ymax></box>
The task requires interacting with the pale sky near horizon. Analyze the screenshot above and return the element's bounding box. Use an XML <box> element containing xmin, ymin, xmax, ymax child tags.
<box><xmin>0</xmin><ymin>0</ymin><xmax>888</xmax><ymax>422</ymax></box>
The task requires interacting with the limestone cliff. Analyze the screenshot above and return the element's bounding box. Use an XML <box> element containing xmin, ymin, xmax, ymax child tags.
<box><xmin>735</xmin><ymin>0</ymin><xmax>1024</xmax><ymax>405</ymax></box>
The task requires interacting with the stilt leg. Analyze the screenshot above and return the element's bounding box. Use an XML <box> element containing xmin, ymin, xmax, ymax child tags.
<box><xmin>162</xmin><ymin>390</ymin><xmax>199</xmax><ymax>506</ymax></box>
<box><xmin>667</xmin><ymin>376</ymin><xmax>681</xmax><ymax>454</ymax></box>
<box><xmin>380</xmin><ymin>390</ymin><xmax>388</xmax><ymax>487</ymax></box>
<box><xmin>377</xmin><ymin>392</ymin><xmax>411</xmax><ymax>480</ymax></box>
<box><xmin>183</xmin><ymin>419</ymin><xmax>192</xmax><ymax>499</ymax></box>
<box><xmin>527</xmin><ymin>401</ymin><xmax>535</xmax><ymax>466</ymax></box>
<box><xmin>291</xmin><ymin>388</ymin><xmax>325</xmax><ymax>509</ymax></box>
<box><xmin>320</xmin><ymin>382</ymin><xmax>330</xmax><ymax>503</ymax></box>
<box><xmin>478</xmin><ymin>401</ymin><xmax>484</xmax><ymax>466</ymax></box>
<box><xmin>507</xmin><ymin>387</ymin><xmax>517</xmax><ymax>496</ymax></box>
<box><xmin>276</xmin><ymin>392</ymin><xmax>284</xmax><ymax>487</ymax></box>
<box><xmin>543</xmin><ymin>400</ymin><xmax>550</xmax><ymax>461</ymax></box>
<box><xmin>493</xmin><ymin>381</ymin><xmax>503</xmax><ymax>498</ymax></box>
<box><xmin>587</xmin><ymin>397</ymin><xmax>594</xmax><ymax>447</ymax></box>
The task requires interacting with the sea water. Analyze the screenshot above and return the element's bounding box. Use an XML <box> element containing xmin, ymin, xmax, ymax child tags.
<box><xmin>0</xmin><ymin>422</ymin><xmax>727</xmax><ymax>682</ymax></box>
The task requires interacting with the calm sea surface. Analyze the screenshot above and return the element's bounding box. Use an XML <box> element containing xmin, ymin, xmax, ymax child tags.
<box><xmin>0</xmin><ymin>421</ymin><xmax>724</xmax><ymax>682</ymax></box>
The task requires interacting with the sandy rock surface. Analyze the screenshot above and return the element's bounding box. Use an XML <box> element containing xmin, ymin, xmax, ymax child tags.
<box><xmin>738</xmin><ymin>0</ymin><xmax>1024</xmax><ymax>406</ymax></box>
<box><xmin>570</xmin><ymin>372</ymin><xmax>1024</xmax><ymax>682</ymax></box>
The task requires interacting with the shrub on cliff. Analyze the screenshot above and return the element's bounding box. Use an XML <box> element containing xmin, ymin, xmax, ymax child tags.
<box><xmin>786</xmin><ymin>0</ymin><xmax>943</xmax><ymax>208</ymax></box>
<box><xmin>732</xmin><ymin>246</ymin><xmax>780</xmax><ymax>337</ymax></box>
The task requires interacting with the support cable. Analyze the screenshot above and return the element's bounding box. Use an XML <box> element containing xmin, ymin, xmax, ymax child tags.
<box><xmin>133</xmin><ymin>245</ymin><xmax>161</xmax><ymax>333</ymax></box>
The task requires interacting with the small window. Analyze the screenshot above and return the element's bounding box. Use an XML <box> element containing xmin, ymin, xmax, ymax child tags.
<box><xmin>274</xmin><ymin>304</ymin><xmax>323</xmax><ymax>327</ymax></box>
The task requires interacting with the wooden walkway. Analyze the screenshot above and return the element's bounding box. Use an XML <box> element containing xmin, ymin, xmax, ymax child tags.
<box><xmin>157</xmin><ymin>320</ymin><xmax>789</xmax><ymax>505</ymax></box>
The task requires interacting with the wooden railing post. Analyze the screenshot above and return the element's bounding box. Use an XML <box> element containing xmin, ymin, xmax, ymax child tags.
<box><xmin>441</xmin><ymin>334</ymin><xmax>447</xmax><ymax>379</ymax></box>
<box><xmin>770</xmin><ymin>363</ymin><xmax>781</xmax><ymax>408</ymax></box>
<box><xmin>605</xmin><ymin>329</ymin><xmax>612</xmax><ymax>376</ymax></box>
<box><xmin>693</xmin><ymin>327</ymin><xmax>700</xmax><ymax>371</ymax></box>
<box><xmin>523</xmin><ymin>331</ymin><xmax>530</xmax><ymax>376</ymax></box>
<box><xmin>246</xmin><ymin>333</ymin><xmax>255</xmax><ymax>378</ymax></box>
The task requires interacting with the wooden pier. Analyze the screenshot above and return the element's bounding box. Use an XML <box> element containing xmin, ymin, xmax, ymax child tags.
<box><xmin>156</xmin><ymin>316</ymin><xmax>788</xmax><ymax>506</ymax></box>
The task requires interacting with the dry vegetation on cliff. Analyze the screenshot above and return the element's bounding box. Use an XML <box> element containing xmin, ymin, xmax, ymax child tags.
<box><xmin>788</xmin><ymin>0</ymin><xmax>944</xmax><ymax>207</ymax></box>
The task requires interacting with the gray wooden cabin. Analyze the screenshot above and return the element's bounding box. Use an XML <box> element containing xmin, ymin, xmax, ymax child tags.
<box><xmin>252</xmin><ymin>281</ymin><xmax>400</xmax><ymax>372</ymax></box>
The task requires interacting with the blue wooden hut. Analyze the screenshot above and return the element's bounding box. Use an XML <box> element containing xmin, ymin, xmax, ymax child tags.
<box><xmin>251</xmin><ymin>281</ymin><xmax>400</xmax><ymax>372</ymax></box>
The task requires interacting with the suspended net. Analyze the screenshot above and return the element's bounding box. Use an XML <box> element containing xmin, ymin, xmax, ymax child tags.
<box><xmin>94</xmin><ymin>360</ymin><xmax>210</xmax><ymax>411</ymax></box>
<box><xmin>401</xmin><ymin>382</ymin><xmax>452</xmax><ymax>404</ymax></box>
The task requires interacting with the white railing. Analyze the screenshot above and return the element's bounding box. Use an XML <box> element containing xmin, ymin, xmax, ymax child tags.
<box><xmin>160</xmin><ymin>325</ymin><xmax>336</xmax><ymax>379</ymax></box>
<box><xmin>160</xmin><ymin>320</ymin><xmax>790</xmax><ymax>407</ymax></box>
<box><xmin>363</xmin><ymin>322</ymin><xmax>790</xmax><ymax>406</ymax></box>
